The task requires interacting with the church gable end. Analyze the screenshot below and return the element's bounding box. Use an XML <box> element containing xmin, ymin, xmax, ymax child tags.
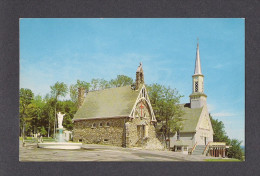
<box><xmin>196</xmin><ymin>105</ymin><xmax>213</xmax><ymax>132</ymax></box>
<box><xmin>129</xmin><ymin>85</ymin><xmax>156</xmax><ymax>122</ymax></box>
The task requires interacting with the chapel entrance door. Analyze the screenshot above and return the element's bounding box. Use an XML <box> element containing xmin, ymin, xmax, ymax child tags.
<box><xmin>137</xmin><ymin>125</ymin><xmax>145</xmax><ymax>141</ymax></box>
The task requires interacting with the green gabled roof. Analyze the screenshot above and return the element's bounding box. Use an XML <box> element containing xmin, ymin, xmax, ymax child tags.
<box><xmin>73</xmin><ymin>85</ymin><xmax>140</xmax><ymax>120</ymax></box>
<box><xmin>179</xmin><ymin>103</ymin><xmax>203</xmax><ymax>132</ymax></box>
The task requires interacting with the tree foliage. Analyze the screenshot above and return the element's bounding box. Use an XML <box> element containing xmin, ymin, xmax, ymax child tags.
<box><xmin>147</xmin><ymin>83</ymin><xmax>184</xmax><ymax>149</ymax></box>
<box><xmin>210</xmin><ymin>114</ymin><xmax>244</xmax><ymax>160</ymax></box>
<box><xmin>109</xmin><ymin>75</ymin><xmax>134</xmax><ymax>88</ymax></box>
<box><xmin>50</xmin><ymin>82</ymin><xmax>68</xmax><ymax>100</ymax></box>
<box><xmin>70</xmin><ymin>80</ymin><xmax>90</xmax><ymax>103</ymax></box>
<box><xmin>20</xmin><ymin>88</ymin><xmax>34</xmax><ymax>107</ymax></box>
<box><xmin>19</xmin><ymin>88</ymin><xmax>34</xmax><ymax>138</ymax></box>
<box><xmin>19</xmin><ymin>90</ymin><xmax>77</xmax><ymax>137</ymax></box>
<box><xmin>88</xmin><ymin>75</ymin><xmax>133</xmax><ymax>91</ymax></box>
<box><xmin>209</xmin><ymin>114</ymin><xmax>230</xmax><ymax>144</ymax></box>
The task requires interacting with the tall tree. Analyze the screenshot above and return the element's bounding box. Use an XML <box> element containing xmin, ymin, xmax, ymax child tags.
<box><xmin>19</xmin><ymin>88</ymin><xmax>34</xmax><ymax>142</ymax></box>
<box><xmin>147</xmin><ymin>84</ymin><xmax>184</xmax><ymax>149</ymax></box>
<box><xmin>50</xmin><ymin>82</ymin><xmax>68</xmax><ymax>138</ymax></box>
<box><xmin>31</xmin><ymin>95</ymin><xmax>46</xmax><ymax>134</ymax></box>
<box><xmin>43</xmin><ymin>94</ymin><xmax>56</xmax><ymax>137</ymax></box>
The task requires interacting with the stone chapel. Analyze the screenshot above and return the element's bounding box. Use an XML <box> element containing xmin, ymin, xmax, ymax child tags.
<box><xmin>72</xmin><ymin>63</ymin><xmax>163</xmax><ymax>149</ymax></box>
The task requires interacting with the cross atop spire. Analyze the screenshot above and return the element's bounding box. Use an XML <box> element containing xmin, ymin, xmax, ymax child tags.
<box><xmin>194</xmin><ymin>40</ymin><xmax>202</xmax><ymax>75</ymax></box>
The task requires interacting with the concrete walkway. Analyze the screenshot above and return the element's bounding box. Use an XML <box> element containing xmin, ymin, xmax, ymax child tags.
<box><xmin>19</xmin><ymin>142</ymin><xmax>217</xmax><ymax>162</ymax></box>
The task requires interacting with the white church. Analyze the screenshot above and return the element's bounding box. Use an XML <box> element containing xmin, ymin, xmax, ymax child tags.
<box><xmin>170</xmin><ymin>42</ymin><xmax>226</xmax><ymax>157</ymax></box>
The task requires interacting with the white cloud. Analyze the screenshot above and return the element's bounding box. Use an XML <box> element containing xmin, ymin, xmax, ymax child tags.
<box><xmin>213</xmin><ymin>63</ymin><xmax>224</xmax><ymax>69</ymax></box>
<box><xmin>207</xmin><ymin>103</ymin><xmax>215</xmax><ymax>112</ymax></box>
<box><xmin>211</xmin><ymin>112</ymin><xmax>237</xmax><ymax>117</ymax></box>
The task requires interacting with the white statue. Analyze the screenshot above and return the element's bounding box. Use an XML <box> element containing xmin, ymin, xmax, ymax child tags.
<box><xmin>57</xmin><ymin>112</ymin><xmax>66</xmax><ymax>129</ymax></box>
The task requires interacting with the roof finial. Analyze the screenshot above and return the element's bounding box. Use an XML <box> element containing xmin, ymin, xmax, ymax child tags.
<box><xmin>136</xmin><ymin>62</ymin><xmax>143</xmax><ymax>72</ymax></box>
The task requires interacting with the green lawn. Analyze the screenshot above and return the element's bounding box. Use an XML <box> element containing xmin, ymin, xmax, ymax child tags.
<box><xmin>204</xmin><ymin>158</ymin><xmax>242</xmax><ymax>162</ymax></box>
<box><xmin>19</xmin><ymin>137</ymin><xmax>56</xmax><ymax>142</ymax></box>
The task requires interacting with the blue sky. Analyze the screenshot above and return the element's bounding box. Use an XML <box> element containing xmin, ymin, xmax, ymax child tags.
<box><xmin>20</xmin><ymin>18</ymin><xmax>245</xmax><ymax>145</ymax></box>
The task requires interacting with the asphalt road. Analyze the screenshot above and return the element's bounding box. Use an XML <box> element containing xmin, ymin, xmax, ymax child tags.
<box><xmin>19</xmin><ymin>142</ymin><xmax>213</xmax><ymax>162</ymax></box>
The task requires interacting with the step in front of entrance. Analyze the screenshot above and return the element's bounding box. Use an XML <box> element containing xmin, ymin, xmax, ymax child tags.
<box><xmin>192</xmin><ymin>145</ymin><xmax>206</xmax><ymax>155</ymax></box>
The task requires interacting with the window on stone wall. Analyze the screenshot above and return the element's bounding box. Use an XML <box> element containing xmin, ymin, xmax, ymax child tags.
<box><xmin>99</xmin><ymin>123</ymin><xmax>103</xmax><ymax>127</ymax></box>
<box><xmin>91</xmin><ymin>123</ymin><xmax>96</xmax><ymax>128</ymax></box>
<box><xmin>176</xmin><ymin>146</ymin><xmax>182</xmax><ymax>151</ymax></box>
<box><xmin>104</xmin><ymin>139</ymin><xmax>109</xmax><ymax>142</ymax></box>
<box><xmin>106</xmin><ymin>122</ymin><xmax>110</xmax><ymax>127</ymax></box>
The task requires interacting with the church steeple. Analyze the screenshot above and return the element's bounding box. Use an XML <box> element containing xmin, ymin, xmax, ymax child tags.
<box><xmin>190</xmin><ymin>41</ymin><xmax>207</xmax><ymax>109</ymax></box>
<box><xmin>194</xmin><ymin>42</ymin><xmax>202</xmax><ymax>75</ymax></box>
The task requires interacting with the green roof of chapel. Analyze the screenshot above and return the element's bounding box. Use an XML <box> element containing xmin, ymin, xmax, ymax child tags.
<box><xmin>178</xmin><ymin>103</ymin><xmax>203</xmax><ymax>133</ymax></box>
<box><xmin>73</xmin><ymin>85</ymin><xmax>140</xmax><ymax>120</ymax></box>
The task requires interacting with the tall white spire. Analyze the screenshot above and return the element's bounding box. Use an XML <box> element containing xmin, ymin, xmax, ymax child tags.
<box><xmin>194</xmin><ymin>41</ymin><xmax>202</xmax><ymax>75</ymax></box>
<box><xmin>190</xmin><ymin>40</ymin><xmax>207</xmax><ymax>109</ymax></box>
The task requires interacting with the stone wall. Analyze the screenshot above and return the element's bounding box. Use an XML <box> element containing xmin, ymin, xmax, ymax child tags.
<box><xmin>78</xmin><ymin>87</ymin><xmax>85</xmax><ymax>109</ymax></box>
<box><xmin>73</xmin><ymin>118</ymin><xmax>126</xmax><ymax>147</ymax></box>
<box><xmin>125</xmin><ymin>116</ymin><xmax>163</xmax><ymax>149</ymax></box>
<box><xmin>73</xmin><ymin>116</ymin><xmax>163</xmax><ymax>149</ymax></box>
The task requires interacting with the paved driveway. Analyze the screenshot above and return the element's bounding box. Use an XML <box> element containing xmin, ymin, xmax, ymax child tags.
<box><xmin>19</xmin><ymin>142</ymin><xmax>214</xmax><ymax>162</ymax></box>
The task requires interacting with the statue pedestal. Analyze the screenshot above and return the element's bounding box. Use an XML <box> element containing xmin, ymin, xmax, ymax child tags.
<box><xmin>56</xmin><ymin>128</ymin><xmax>65</xmax><ymax>142</ymax></box>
